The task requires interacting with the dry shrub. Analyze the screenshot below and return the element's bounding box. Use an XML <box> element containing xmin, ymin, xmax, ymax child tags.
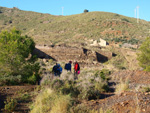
<box><xmin>115</xmin><ymin>78</ymin><xmax>129</xmax><ymax>94</ymax></box>
<box><xmin>30</xmin><ymin>88</ymin><xmax>71</xmax><ymax>113</ymax></box>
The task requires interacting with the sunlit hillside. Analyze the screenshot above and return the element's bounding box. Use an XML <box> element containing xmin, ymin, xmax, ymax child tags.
<box><xmin>0</xmin><ymin>6</ymin><xmax>150</xmax><ymax>46</ymax></box>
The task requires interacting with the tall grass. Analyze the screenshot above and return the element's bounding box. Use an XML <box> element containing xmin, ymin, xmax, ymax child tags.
<box><xmin>115</xmin><ymin>78</ymin><xmax>129</xmax><ymax>94</ymax></box>
<box><xmin>30</xmin><ymin>88</ymin><xmax>72</xmax><ymax>113</ymax></box>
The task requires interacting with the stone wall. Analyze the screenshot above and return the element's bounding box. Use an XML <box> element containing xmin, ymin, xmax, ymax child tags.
<box><xmin>33</xmin><ymin>45</ymin><xmax>112</xmax><ymax>65</ymax></box>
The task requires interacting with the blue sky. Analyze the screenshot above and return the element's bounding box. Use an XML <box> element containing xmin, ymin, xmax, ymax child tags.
<box><xmin>0</xmin><ymin>0</ymin><xmax>150</xmax><ymax>21</ymax></box>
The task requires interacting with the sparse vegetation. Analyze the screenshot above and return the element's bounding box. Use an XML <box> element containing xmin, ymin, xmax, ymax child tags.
<box><xmin>0</xmin><ymin>6</ymin><xmax>149</xmax><ymax>46</ymax></box>
<box><xmin>1</xmin><ymin>6</ymin><xmax>150</xmax><ymax>113</ymax></box>
<box><xmin>40</xmin><ymin>69</ymin><xmax>110</xmax><ymax>100</ymax></box>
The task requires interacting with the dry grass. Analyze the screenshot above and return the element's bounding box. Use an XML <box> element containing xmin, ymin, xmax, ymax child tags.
<box><xmin>115</xmin><ymin>78</ymin><xmax>129</xmax><ymax>94</ymax></box>
<box><xmin>30</xmin><ymin>88</ymin><xmax>71</xmax><ymax>113</ymax></box>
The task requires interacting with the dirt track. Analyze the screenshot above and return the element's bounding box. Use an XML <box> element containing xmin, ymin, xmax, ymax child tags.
<box><xmin>0</xmin><ymin>85</ymin><xmax>36</xmax><ymax>113</ymax></box>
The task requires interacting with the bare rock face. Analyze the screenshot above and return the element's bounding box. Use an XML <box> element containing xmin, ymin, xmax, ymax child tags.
<box><xmin>33</xmin><ymin>45</ymin><xmax>112</xmax><ymax>65</ymax></box>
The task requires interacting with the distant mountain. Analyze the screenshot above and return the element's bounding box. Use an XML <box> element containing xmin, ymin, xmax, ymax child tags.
<box><xmin>0</xmin><ymin>6</ymin><xmax>150</xmax><ymax>46</ymax></box>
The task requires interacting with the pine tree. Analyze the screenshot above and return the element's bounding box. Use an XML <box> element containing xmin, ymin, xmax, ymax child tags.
<box><xmin>137</xmin><ymin>37</ymin><xmax>150</xmax><ymax>71</ymax></box>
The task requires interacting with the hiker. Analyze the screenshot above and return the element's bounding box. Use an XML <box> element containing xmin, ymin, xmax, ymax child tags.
<box><xmin>52</xmin><ymin>63</ymin><xmax>62</xmax><ymax>77</ymax></box>
<box><xmin>57</xmin><ymin>64</ymin><xmax>62</xmax><ymax>77</ymax></box>
<box><xmin>52</xmin><ymin>63</ymin><xmax>58</xmax><ymax>76</ymax></box>
<box><xmin>65</xmin><ymin>61</ymin><xmax>72</xmax><ymax>72</ymax></box>
<box><xmin>74</xmin><ymin>61</ymin><xmax>80</xmax><ymax>79</ymax></box>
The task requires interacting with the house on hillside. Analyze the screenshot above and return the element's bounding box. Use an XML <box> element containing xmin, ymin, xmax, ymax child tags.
<box><xmin>98</xmin><ymin>38</ymin><xmax>109</xmax><ymax>47</ymax></box>
<box><xmin>90</xmin><ymin>38</ymin><xmax>108</xmax><ymax>47</ymax></box>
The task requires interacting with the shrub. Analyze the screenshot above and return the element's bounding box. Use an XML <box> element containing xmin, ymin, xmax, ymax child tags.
<box><xmin>137</xmin><ymin>37</ymin><xmax>150</xmax><ymax>71</ymax></box>
<box><xmin>143</xmin><ymin>87</ymin><xmax>150</xmax><ymax>92</ymax></box>
<box><xmin>115</xmin><ymin>79</ymin><xmax>129</xmax><ymax>94</ymax></box>
<box><xmin>50</xmin><ymin>79</ymin><xmax>64</xmax><ymax>90</ymax></box>
<box><xmin>94</xmin><ymin>69</ymin><xmax>110</xmax><ymax>81</ymax></box>
<box><xmin>138</xmin><ymin>85</ymin><xmax>150</xmax><ymax>92</ymax></box>
<box><xmin>60</xmin><ymin>80</ymin><xmax>80</xmax><ymax>97</ymax></box>
<box><xmin>0</xmin><ymin>75</ymin><xmax>21</xmax><ymax>85</ymax></box>
<box><xmin>77</xmin><ymin>69</ymin><xmax>110</xmax><ymax>100</ymax></box>
<box><xmin>128</xmin><ymin>38</ymin><xmax>139</xmax><ymax>44</ymax></box>
<box><xmin>27</xmin><ymin>74</ymin><xmax>37</xmax><ymax>84</ymax></box>
<box><xmin>49</xmin><ymin>79</ymin><xmax>80</xmax><ymax>98</ymax></box>
<box><xmin>3</xmin><ymin>97</ymin><xmax>17</xmax><ymax>113</ymax></box>
<box><xmin>16</xmin><ymin>92</ymin><xmax>30</xmax><ymax>102</ymax></box>
<box><xmin>0</xmin><ymin>28</ymin><xmax>40</xmax><ymax>85</ymax></box>
<box><xmin>84</xmin><ymin>9</ymin><xmax>89</xmax><ymax>13</ymax></box>
<box><xmin>30</xmin><ymin>88</ymin><xmax>72</xmax><ymax>113</ymax></box>
<box><xmin>121</xmin><ymin>18</ymin><xmax>130</xmax><ymax>22</ymax></box>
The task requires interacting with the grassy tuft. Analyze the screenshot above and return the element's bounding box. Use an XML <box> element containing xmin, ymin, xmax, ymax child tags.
<box><xmin>30</xmin><ymin>88</ymin><xmax>72</xmax><ymax>113</ymax></box>
<box><xmin>115</xmin><ymin>78</ymin><xmax>129</xmax><ymax>94</ymax></box>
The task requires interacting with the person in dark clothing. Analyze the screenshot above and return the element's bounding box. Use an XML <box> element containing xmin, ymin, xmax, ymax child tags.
<box><xmin>57</xmin><ymin>64</ymin><xmax>62</xmax><ymax>77</ymax></box>
<box><xmin>52</xmin><ymin>63</ymin><xmax>62</xmax><ymax>76</ymax></box>
<box><xmin>65</xmin><ymin>61</ymin><xmax>72</xmax><ymax>72</ymax></box>
<box><xmin>52</xmin><ymin>63</ymin><xmax>58</xmax><ymax>76</ymax></box>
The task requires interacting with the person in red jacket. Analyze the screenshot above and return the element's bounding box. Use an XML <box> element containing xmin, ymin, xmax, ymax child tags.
<box><xmin>74</xmin><ymin>61</ymin><xmax>80</xmax><ymax>79</ymax></box>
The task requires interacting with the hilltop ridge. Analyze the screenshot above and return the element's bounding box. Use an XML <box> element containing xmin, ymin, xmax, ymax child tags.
<box><xmin>0</xmin><ymin>6</ymin><xmax>150</xmax><ymax>46</ymax></box>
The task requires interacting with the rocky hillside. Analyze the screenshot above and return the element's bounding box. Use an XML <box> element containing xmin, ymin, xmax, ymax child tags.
<box><xmin>0</xmin><ymin>6</ymin><xmax>150</xmax><ymax>46</ymax></box>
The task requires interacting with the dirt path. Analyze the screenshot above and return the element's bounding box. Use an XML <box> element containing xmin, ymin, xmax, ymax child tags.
<box><xmin>81</xmin><ymin>91</ymin><xmax>150</xmax><ymax>113</ymax></box>
<box><xmin>120</xmin><ymin>48</ymin><xmax>139</xmax><ymax>70</ymax></box>
<box><xmin>0</xmin><ymin>85</ymin><xmax>37</xmax><ymax>113</ymax></box>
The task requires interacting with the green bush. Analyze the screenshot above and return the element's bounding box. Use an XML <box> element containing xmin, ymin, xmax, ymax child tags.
<box><xmin>137</xmin><ymin>37</ymin><xmax>150</xmax><ymax>71</ymax></box>
<box><xmin>50</xmin><ymin>79</ymin><xmax>64</xmax><ymax>90</ymax></box>
<box><xmin>94</xmin><ymin>69</ymin><xmax>110</xmax><ymax>81</ymax></box>
<box><xmin>60</xmin><ymin>80</ymin><xmax>80</xmax><ymax>97</ymax></box>
<box><xmin>76</xmin><ymin>69</ymin><xmax>110</xmax><ymax>100</ymax></box>
<box><xmin>0</xmin><ymin>28</ymin><xmax>40</xmax><ymax>85</ymax></box>
<box><xmin>3</xmin><ymin>97</ymin><xmax>17</xmax><ymax>113</ymax></box>
<box><xmin>128</xmin><ymin>38</ymin><xmax>139</xmax><ymax>44</ymax></box>
<box><xmin>78</xmin><ymin>86</ymin><xmax>100</xmax><ymax>100</ymax></box>
<box><xmin>121</xmin><ymin>18</ymin><xmax>130</xmax><ymax>22</ymax></box>
<box><xmin>142</xmin><ymin>86</ymin><xmax>150</xmax><ymax>92</ymax></box>
<box><xmin>27</xmin><ymin>74</ymin><xmax>37</xmax><ymax>84</ymax></box>
<box><xmin>84</xmin><ymin>9</ymin><xmax>89</xmax><ymax>13</ymax></box>
<box><xmin>49</xmin><ymin>79</ymin><xmax>80</xmax><ymax>98</ymax></box>
<box><xmin>16</xmin><ymin>92</ymin><xmax>30</xmax><ymax>102</ymax></box>
<box><xmin>0</xmin><ymin>75</ymin><xmax>21</xmax><ymax>85</ymax></box>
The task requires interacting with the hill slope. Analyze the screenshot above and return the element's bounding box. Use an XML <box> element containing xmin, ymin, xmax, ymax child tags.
<box><xmin>0</xmin><ymin>6</ymin><xmax>150</xmax><ymax>46</ymax></box>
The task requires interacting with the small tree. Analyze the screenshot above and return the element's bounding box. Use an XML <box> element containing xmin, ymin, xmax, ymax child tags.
<box><xmin>84</xmin><ymin>9</ymin><xmax>89</xmax><ymax>13</ymax></box>
<box><xmin>137</xmin><ymin>37</ymin><xmax>150</xmax><ymax>71</ymax></box>
<box><xmin>0</xmin><ymin>28</ymin><xmax>40</xmax><ymax>85</ymax></box>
